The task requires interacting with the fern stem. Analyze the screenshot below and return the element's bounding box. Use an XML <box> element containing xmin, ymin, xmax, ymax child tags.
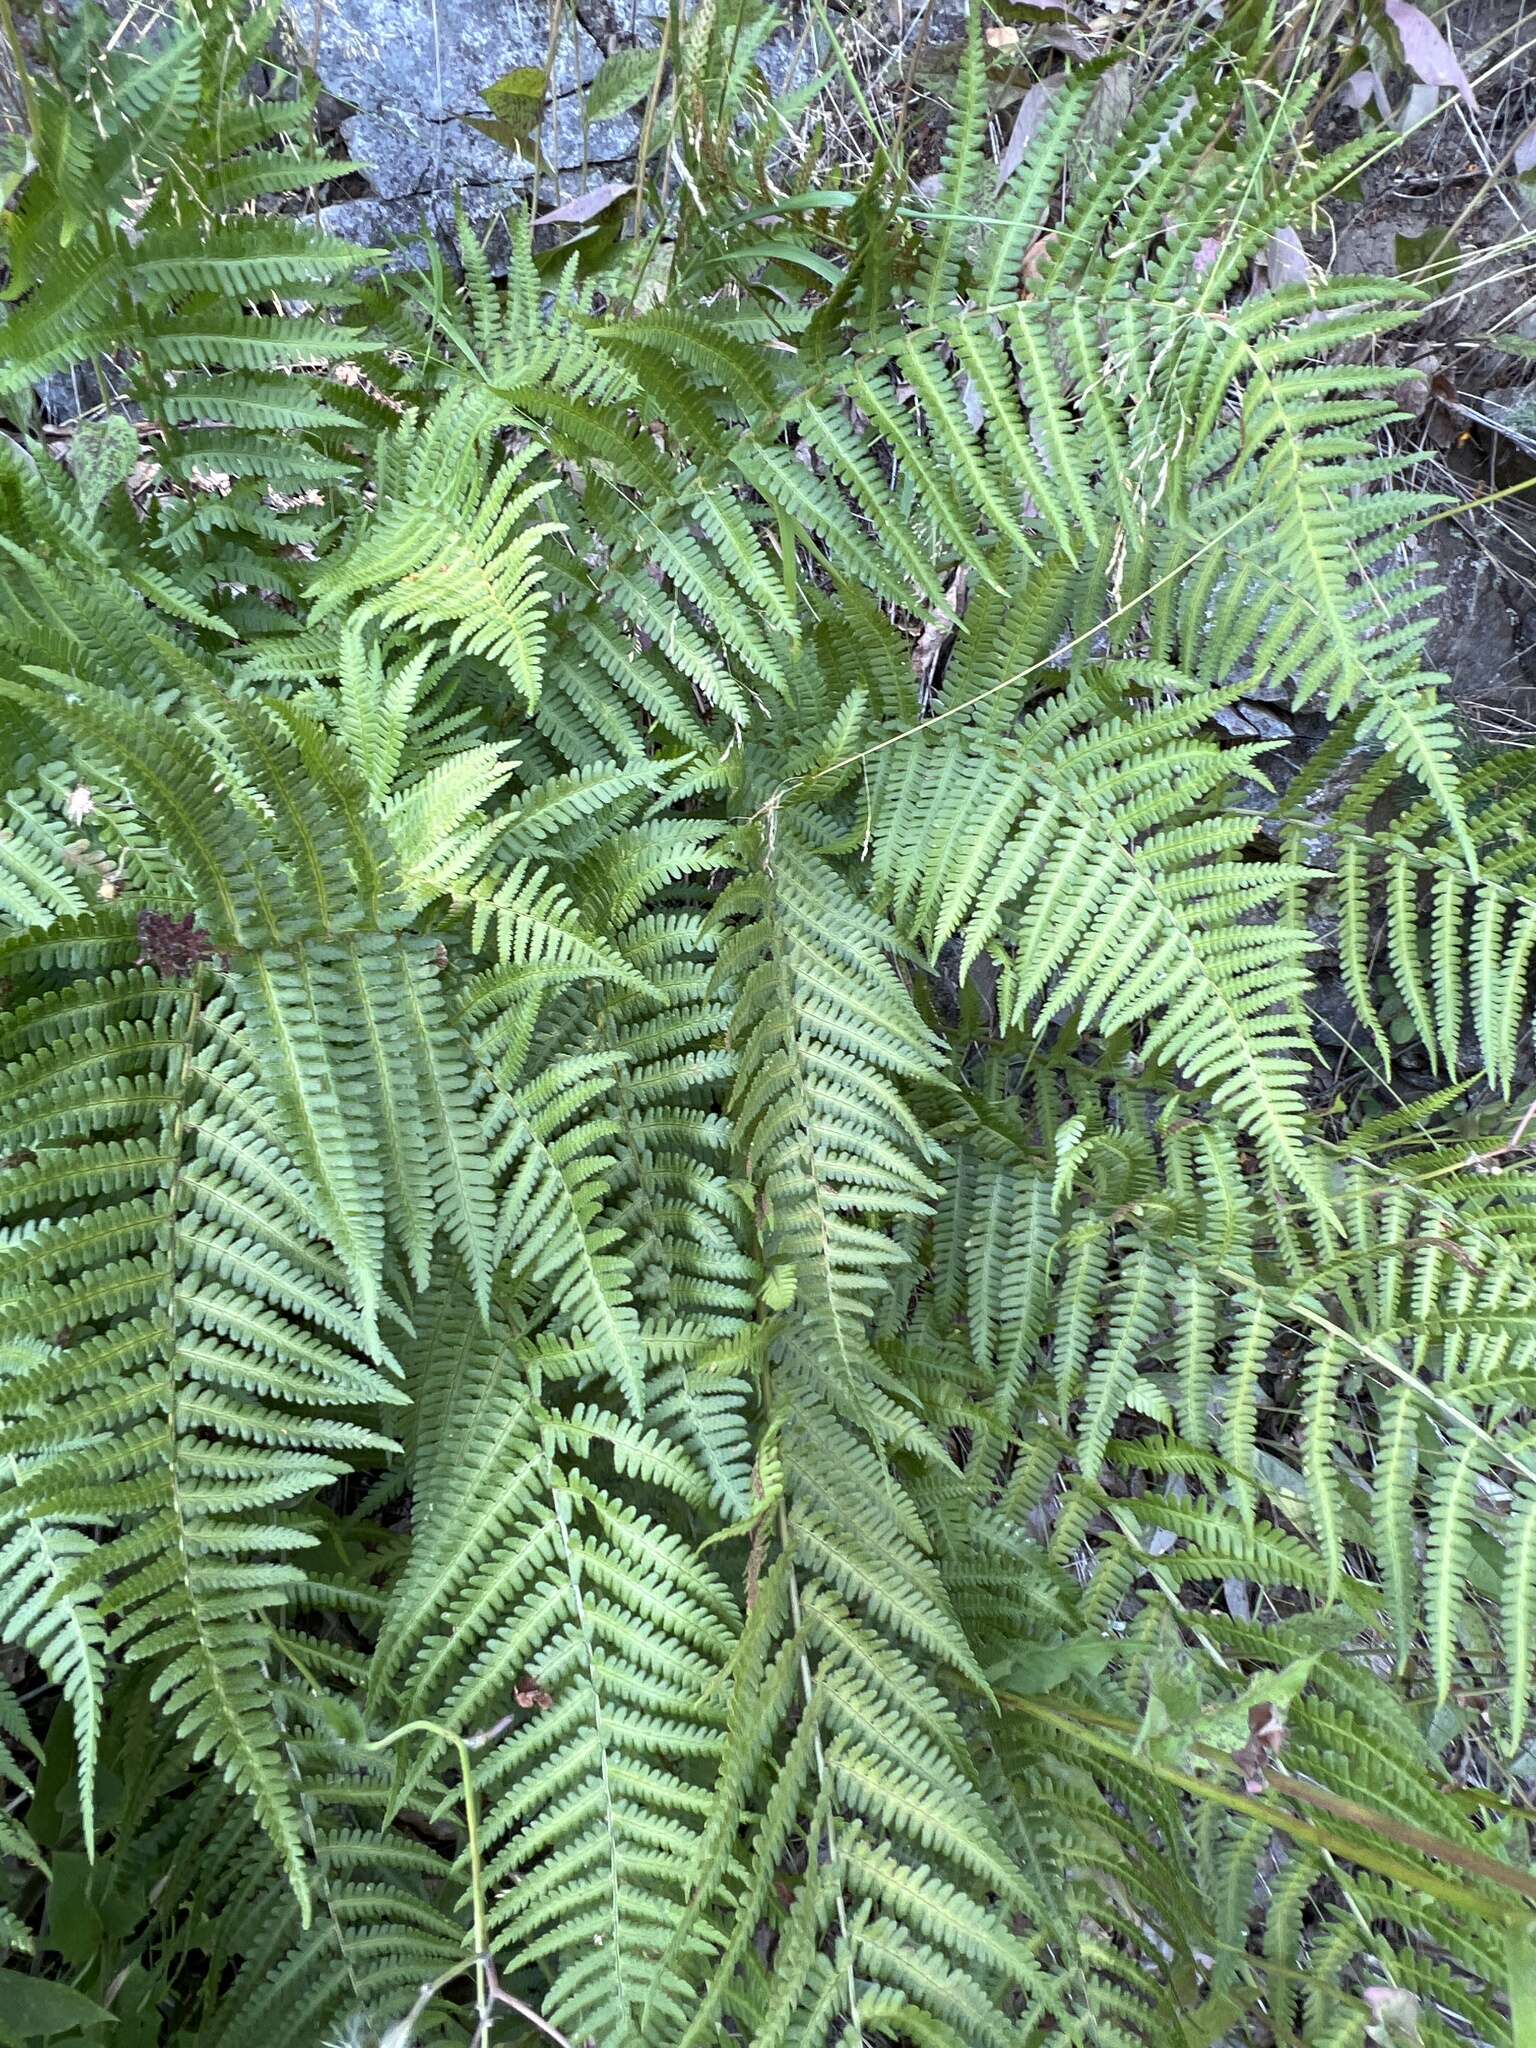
<box><xmin>486</xmin><ymin>1969</ymin><xmax>574</xmax><ymax>2048</ymax></box>
<box><xmin>1415</xmin><ymin>469</ymin><xmax>1536</xmax><ymax>532</ymax></box>
<box><xmin>780</xmin><ymin>1502</ymin><xmax>865</xmax><ymax>2044</ymax></box>
<box><xmin>392</xmin><ymin>1961</ymin><xmax>480</xmax><ymax>2041</ymax></box>
<box><xmin>365</xmin><ymin>1718</ymin><xmax>495</xmax><ymax>2033</ymax></box>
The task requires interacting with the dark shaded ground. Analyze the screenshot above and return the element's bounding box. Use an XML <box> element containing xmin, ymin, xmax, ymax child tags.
<box><xmin>1308</xmin><ymin>0</ymin><xmax>1536</xmax><ymax>727</ymax></box>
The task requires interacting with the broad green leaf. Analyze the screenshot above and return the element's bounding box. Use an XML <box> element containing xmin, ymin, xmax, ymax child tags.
<box><xmin>0</xmin><ymin>1969</ymin><xmax>115</xmax><ymax>2038</ymax></box>
<box><xmin>992</xmin><ymin>1637</ymin><xmax>1117</xmax><ymax>1694</ymax></box>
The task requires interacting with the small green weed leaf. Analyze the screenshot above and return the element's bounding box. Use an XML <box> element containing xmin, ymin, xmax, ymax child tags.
<box><xmin>1395</xmin><ymin>226</ymin><xmax>1459</xmax><ymax>292</ymax></box>
<box><xmin>586</xmin><ymin>46</ymin><xmax>661</xmax><ymax>123</ymax></box>
<box><xmin>480</xmin><ymin>65</ymin><xmax>546</xmax><ymax>145</ymax></box>
<box><xmin>67</xmin><ymin>417</ymin><xmax>139</xmax><ymax>519</ymax></box>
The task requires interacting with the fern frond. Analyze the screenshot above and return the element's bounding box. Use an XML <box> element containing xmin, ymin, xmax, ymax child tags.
<box><xmin>870</xmin><ymin>674</ymin><xmax>1322</xmax><ymax>1200</ymax></box>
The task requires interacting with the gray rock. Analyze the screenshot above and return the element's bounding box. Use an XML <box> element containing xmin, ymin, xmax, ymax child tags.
<box><xmin>339</xmin><ymin>110</ymin><xmax>527</xmax><ymax>202</ymax></box>
<box><xmin>756</xmin><ymin>29</ymin><xmax>825</xmax><ymax>100</ymax></box>
<box><xmin>315</xmin><ymin>0</ymin><xmax>638</xmax><ymax>216</ymax></box>
<box><xmin>316</xmin><ymin>0</ymin><xmax>594</xmax><ymax>127</ymax></box>
<box><xmin>320</xmin><ymin>128</ymin><xmax>639</xmax><ymax>258</ymax></box>
<box><xmin>917</xmin><ymin>0</ymin><xmax>971</xmax><ymax>38</ymax></box>
<box><xmin>1307</xmin><ymin>943</ymin><xmax>1379</xmax><ymax>1060</ymax></box>
<box><xmin>1212</xmin><ymin>703</ymin><xmax>1294</xmax><ymax>742</ymax></box>
<box><xmin>1418</xmin><ymin>521</ymin><xmax>1536</xmax><ymax>735</ymax></box>
<box><xmin>1474</xmin><ymin>383</ymin><xmax>1536</xmax><ymax>456</ymax></box>
<box><xmin>317</xmin><ymin>189</ymin><xmax>521</xmax><ymax>259</ymax></box>
<box><xmin>35</xmin><ymin>360</ymin><xmax>106</xmax><ymax>427</ymax></box>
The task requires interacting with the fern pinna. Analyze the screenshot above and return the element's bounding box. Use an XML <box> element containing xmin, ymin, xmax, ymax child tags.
<box><xmin>2</xmin><ymin>3</ymin><xmax>1535</xmax><ymax>2043</ymax></box>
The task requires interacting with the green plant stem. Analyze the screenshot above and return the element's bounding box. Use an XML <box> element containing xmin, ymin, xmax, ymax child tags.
<box><xmin>0</xmin><ymin>0</ymin><xmax>37</xmax><ymax>144</ymax></box>
<box><xmin>629</xmin><ymin>12</ymin><xmax>672</xmax><ymax>246</ymax></box>
<box><xmin>366</xmin><ymin>1718</ymin><xmax>494</xmax><ymax>2032</ymax></box>
<box><xmin>364</xmin><ymin>1717</ymin><xmax>575</xmax><ymax>2045</ymax></box>
<box><xmin>1415</xmin><ymin>471</ymin><xmax>1536</xmax><ymax>532</ymax></box>
<box><xmin>999</xmin><ymin>1690</ymin><xmax>1536</xmax><ymax>1923</ymax></box>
